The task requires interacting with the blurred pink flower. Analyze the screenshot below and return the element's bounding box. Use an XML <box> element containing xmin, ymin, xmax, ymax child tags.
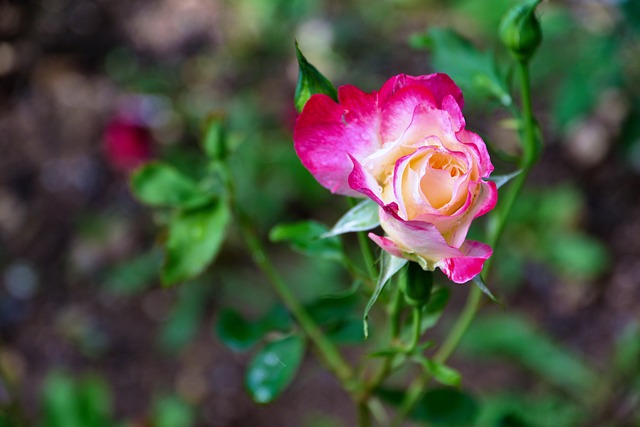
<box><xmin>104</xmin><ymin>115</ymin><xmax>153</xmax><ymax>173</ymax></box>
<box><xmin>293</xmin><ymin>74</ymin><xmax>497</xmax><ymax>283</ymax></box>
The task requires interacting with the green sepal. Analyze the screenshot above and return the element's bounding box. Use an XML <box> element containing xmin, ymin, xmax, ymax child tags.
<box><xmin>363</xmin><ymin>253</ymin><xmax>407</xmax><ymax>338</ymax></box>
<box><xmin>294</xmin><ymin>41</ymin><xmax>338</xmax><ymax>112</ymax></box>
<box><xmin>322</xmin><ymin>198</ymin><xmax>380</xmax><ymax>238</ymax></box>
<box><xmin>471</xmin><ymin>274</ymin><xmax>502</xmax><ymax>306</ymax></box>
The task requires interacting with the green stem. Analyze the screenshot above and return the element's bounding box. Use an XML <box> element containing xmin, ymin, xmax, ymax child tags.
<box><xmin>390</xmin><ymin>281</ymin><xmax>404</xmax><ymax>339</ymax></box>
<box><xmin>365</xmin><ymin>276</ymin><xmax>405</xmax><ymax>396</ymax></box>
<box><xmin>407</xmin><ymin>306</ymin><xmax>422</xmax><ymax>353</ymax></box>
<box><xmin>389</xmin><ymin>58</ymin><xmax>540</xmax><ymax>427</ymax></box>
<box><xmin>222</xmin><ymin>163</ymin><xmax>355</xmax><ymax>391</ymax></box>
<box><xmin>358</xmin><ymin>401</ymin><xmax>372</xmax><ymax>427</ymax></box>
<box><xmin>237</xmin><ymin>212</ymin><xmax>355</xmax><ymax>387</ymax></box>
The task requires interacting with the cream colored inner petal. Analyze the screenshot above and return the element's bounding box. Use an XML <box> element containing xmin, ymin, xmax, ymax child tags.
<box><xmin>420</xmin><ymin>152</ymin><xmax>468</xmax><ymax>214</ymax></box>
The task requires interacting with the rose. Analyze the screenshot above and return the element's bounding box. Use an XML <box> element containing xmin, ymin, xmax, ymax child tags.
<box><xmin>293</xmin><ymin>74</ymin><xmax>497</xmax><ymax>283</ymax></box>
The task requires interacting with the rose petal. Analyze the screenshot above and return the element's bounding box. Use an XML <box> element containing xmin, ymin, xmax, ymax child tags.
<box><xmin>368</xmin><ymin>233</ymin><xmax>405</xmax><ymax>258</ymax></box>
<box><xmin>380</xmin><ymin>85</ymin><xmax>438</xmax><ymax>143</ymax></box>
<box><xmin>377</xmin><ymin>209</ymin><xmax>461</xmax><ymax>262</ymax></box>
<box><xmin>437</xmin><ymin>240</ymin><xmax>492</xmax><ymax>284</ymax></box>
<box><xmin>379</xmin><ymin>73</ymin><xmax>464</xmax><ymax>110</ymax></box>
<box><xmin>456</xmin><ymin>129</ymin><xmax>494</xmax><ymax>178</ymax></box>
<box><xmin>293</xmin><ymin>87</ymin><xmax>381</xmax><ymax>196</ymax></box>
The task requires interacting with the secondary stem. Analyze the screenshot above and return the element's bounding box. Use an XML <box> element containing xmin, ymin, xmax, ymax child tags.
<box><xmin>390</xmin><ymin>58</ymin><xmax>539</xmax><ymax>426</ymax></box>
<box><xmin>237</xmin><ymin>212</ymin><xmax>355</xmax><ymax>386</ymax></box>
<box><xmin>222</xmin><ymin>163</ymin><xmax>355</xmax><ymax>391</ymax></box>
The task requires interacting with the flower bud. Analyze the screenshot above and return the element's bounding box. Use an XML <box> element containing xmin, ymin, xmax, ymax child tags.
<box><xmin>401</xmin><ymin>263</ymin><xmax>433</xmax><ymax>307</ymax></box>
<box><xmin>499</xmin><ymin>0</ymin><xmax>542</xmax><ymax>62</ymax></box>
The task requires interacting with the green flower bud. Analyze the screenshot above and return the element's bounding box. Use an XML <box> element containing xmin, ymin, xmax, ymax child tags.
<box><xmin>401</xmin><ymin>263</ymin><xmax>433</xmax><ymax>307</ymax></box>
<box><xmin>499</xmin><ymin>0</ymin><xmax>543</xmax><ymax>62</ymax></box>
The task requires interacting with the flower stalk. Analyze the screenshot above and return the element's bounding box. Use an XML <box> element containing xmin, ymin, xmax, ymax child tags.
<box><xmin>389</xmin><ymin>25</ymin><xmax>542</xmax><ymax>427</ymax></box>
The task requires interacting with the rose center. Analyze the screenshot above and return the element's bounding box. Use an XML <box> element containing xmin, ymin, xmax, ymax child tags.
<box><xmin>419</xmin><ymin>151</ymin><xmax>467</xmax><ymax>212</ymax></box>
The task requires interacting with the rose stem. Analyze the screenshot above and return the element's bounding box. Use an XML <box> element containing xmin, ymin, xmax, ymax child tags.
<box><xmin>220</xmin><ymin>162</ymin><xmax>357</xmax><ymax>395</ymax></box>
<box><xmin>389</xmin><ymin>57</ymin><xmax>540</xmax><ymax>427</ymax></box>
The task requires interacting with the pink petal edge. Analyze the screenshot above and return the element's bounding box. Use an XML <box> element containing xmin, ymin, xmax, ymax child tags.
<box><xmin>437</xmin><ymin>240</ymin><xmax>493</xmax><ymax>284</ymax></box>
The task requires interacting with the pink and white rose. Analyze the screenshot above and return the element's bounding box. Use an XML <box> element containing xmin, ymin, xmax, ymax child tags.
<box><xmin>293</xmin><ymin>74</ymin><xmax>497</xmax><ymax>283</ymax></box>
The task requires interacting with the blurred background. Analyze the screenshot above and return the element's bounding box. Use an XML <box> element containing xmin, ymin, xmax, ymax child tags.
<box><xmin>1</xmin><ymin>0</ymin><xmax>640</xmax><ymax>426</ymax></box>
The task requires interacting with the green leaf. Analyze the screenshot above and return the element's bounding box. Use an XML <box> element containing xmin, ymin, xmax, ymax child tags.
<box><xmin>216</xmin><ymin>305</ymin><xmax>291</xmax><ymax>352</ymax></box>
<box><xmin>76</xmin><ymin>376</ymin><xmax>112</xmax><ymax>427</ymax></box>
<box><xmin>363</xmin><ymin>253</ymin><xmax>407</xmax><ymax>338</ymax></box>
<box><xmin>245</xmin><ymin>335</ymin><xmax>306</xmax><ymax>404</ymax></box>
<box><xmin>476</xmin><ymin>393</ymin><xmax>586</xmax><ymax>427</ymax></box>
<box><xmin>460</xmin><ymin>314</ymin><xmax>598</xmax><ymax>401</ymax></box>
<box><xmin>162</xmin><ymin>201</ymin><xmax>230</xmax><ymax>285</ymax></box>
<box><xmin>152</xmin><ymin>396</ymin><xmax>194</xmax><ymax>427</ymax></box>
<box><xmin>416</xmin><ymin>388</ymin><xmax>479</xmax><ymax>426</ymax></box>
<box><xmin>42</xmin><ymin>371</ymin><xmax>82</xmax><ymax>427</ymax></box>
<box><xmin>294</xmin><ymin>41</ymin><xmax>338</xmax><ymax>112</ymax></box>
<box><xmin>415</xmin><ymin>358</ymin><xmax>462</xmax><ymax>388</ymax></box>
<box><xmin>202</xmin><ymin>113</ymin><xmax>227</xmax><ymax>160</ymax></box>
<box><xmin>322</xmin><ymin>199</ymin><xmax>380</xmax><ymax>238</ymax></box>
<box><xmin>159</xmin><ymin>282</ymin><xmax>209</xmax><ymax>352</ymax></box>
<box><xmin>216</xmin><ymin>308</ymin><xmax>264</xmax><ymax>352</ymax></box>
<box><xmin>377</xmin><ymin>387</ymin><xmax>479</xmax><ymax>426</ymax></box>
<box><xmin>131</xmin><ymin>162</ymin><xmax>213</xmax><ymax>209</ymax></box>
<box><xmin>269</xmin><ymin>221</ymin><xmax>343</xmax><ymax>262</ymax></box>
<box><xmin>306</xmin><ymin>293</ymin><xmax>363</xmax><ymax>344</ymax></box>
<box><xmin>102</xmin><ymin>249</ymin><xmax>162</xmax><ymax>295</ymax></box>
<box><xmin>613</xmin><ymin>322</ymin><xmax>640</xmax><ymax>377</ymax></box>
<box><xmin>411</xmin><ymin>29</ymin><xmax>511</xmax><ymax>106</ymax></box>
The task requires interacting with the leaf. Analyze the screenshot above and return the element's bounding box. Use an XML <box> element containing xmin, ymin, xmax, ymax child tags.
<box><xmin>42</xmin><ymin>372</ymin><xmax>83</xmax><ymax>427</ymax></box>
<box><xmin>269</xmin><ymin>221</ymin><xmax>343</xmax><ymax>262</ymax></box>
<box><xmin>377</xmin><ymin>387</ymin><xmax>479</xmax><ymax>426</ymax></box>
<box><xmin>102</xmin><ymin>249</ymin><xmax>162</xmax><ymax>295</ymax></box>
<box><xmin>294</xmin><ymin>41</ymin><xmax>338</xmax><ymax>112</ymax></box>
<box><xmin>411</xmin><ymin>29</ymin><xmax>511</xmax><ymax>107</ymax></box>
<box><xmin>305</xmin><ymin>293</ymin><xmax>363</xmax><ymax>343</ymax></box>
<box><xmin>459</xmin><ymin>314</ymin><xmax>598</xmax><ymax>401</ymax></box>
<box><xmin>612</xmin><ymin>322</ymin><xmax>640</xmax><ymax>377</ymax></box>
<box><xmin>152</xmin><ymin>396</ymin><xmax>194</xmax><ymax>427</ymax></box>
<box><xmin>216</xmin><ymin>308</ymin><xmax>266</xmax><ymax>352</ymax></box>
<box><xmin>76</xmin><ymin>376</ymin><xmax>112</xmax><ymax>427</ymax></box>
<box><xmin>476</xmin><ymin>393</ymin><xmax>586</xmax><ymax>427</ymax></box>
<box><xmin>322</xmin><ymin>199</ymin><xmax>380</xmax><ymax>238</ymax></box>
<box><xmin>216</xmin><ymin>305</ymin><xmax>292</xmax><ymax>352</ymax></box>
<box><xmin>487</xmin><ymin>169</ymin><xmax>522</xmax><ymax>189</ymax></box>
<box><xmin>472</xmin><ymin>275</ymin><xmax>501</xmax><ymax>305</ymax></box>
<box><xmin>202</xmin><ymin>113</ymin><xmax>227</xmax><ymax>160</ymax></box>
<box><xmin>363</xmin><ymin>253</ymin><xmax>407</xmax><ymax>338</ymax></box>
<box><xmin>245</xmin><ymin>335</ymin><xmax>306</xmax><ymax>404</ymax></box>
<box><xmin>131</xmin><ymin>162</ymin><xmax>212</xmax><ymax>209</ymax></box>
<box><xmin>415</xmin><ymin>357</ymin><xmax>462</xmax><ymax>388</ymax></box>
<box><xmin>159</xmin><ymin>282</ymin><xmax>209</xmax><ymax>352</ymax></box>
<box><xmin>161</xmin><ymin>201</ymin><xmax>230</xmax><ymax>285</ymax></box>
